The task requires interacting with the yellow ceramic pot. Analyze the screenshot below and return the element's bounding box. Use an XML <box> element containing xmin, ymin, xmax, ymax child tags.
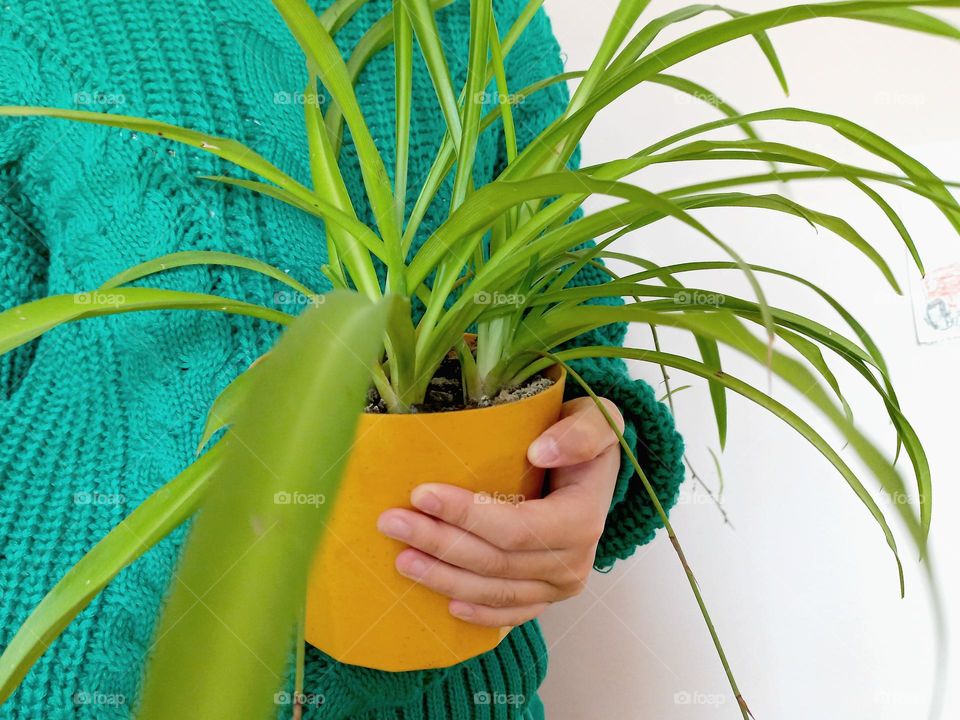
<box><xmin>305</xmin><ymin>365</ymin><xmax>566</xmax><ymax>671</ymax></box>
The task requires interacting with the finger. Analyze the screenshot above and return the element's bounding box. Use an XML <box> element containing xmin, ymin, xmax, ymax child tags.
<box><xmin>395</xmin><ymin>549</ymin><xmax>562</xmax><ymax>607</ymax></box>
<box><xmin>411</xmin><ymin>483</ymin><xmax>594</xmax><ymax>551</ymax></box>
<box><xmin>545</xmin><ymin>444</ymin><xmax>622</xmax><ymax>517</ymax></box>
<box><xmin>412</xmin><ymin>442</ymin><xmax>619</xmax><ymax>552</ymax></box>
<box><xmin>448</xmin><ymin>600</ymin><xmax>549</xmax><ymax>628</ymax></box>
<box><xmin>377</xmin><ymin>508</ymin><xmax>568</xmax><ymax>581</ymax></box>
<box><xmin>528</xmin><ymin>396</ymin><xmax>624</xmax><ymax>469</ymax></box>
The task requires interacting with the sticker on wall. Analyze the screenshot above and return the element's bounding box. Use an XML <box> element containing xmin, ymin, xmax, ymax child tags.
<box><xmin>904</xmin><ymin>142</ymin><xmax>960</xmax><ymax>346</ymax></box>
<box><xmin>910</xmin><ymin>263</ymin><xmax>960</xmax><ymax>344</ymax></box>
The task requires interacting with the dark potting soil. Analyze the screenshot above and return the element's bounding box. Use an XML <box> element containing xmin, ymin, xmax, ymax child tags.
<box><xmin>365</xmin><ymin>354</ymin><xmax>554</xmax><ymax>414</ymax></box>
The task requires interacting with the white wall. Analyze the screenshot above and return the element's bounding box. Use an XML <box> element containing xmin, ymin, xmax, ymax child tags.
<box><xmin>539</xmin><ymin>3</ymin><xmax>960</xmax><ymax>718</ymax></box>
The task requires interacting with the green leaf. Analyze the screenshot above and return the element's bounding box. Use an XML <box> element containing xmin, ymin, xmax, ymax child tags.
<box><xmin>553</xmin><ymin>339</ymin><xmax>909</xmax><ymax>593</ymax></box>
<box><xmin>99</xmin><ymin>250</ymin><xmax>318</xmax><ymax>298</ymax></box>
<box><xmin>412</xmin><ymin>171</ymin><xmax>774</xmax><ymax>376</ymax></box>
<box><xmin>271</xmin><ymin>0</ymin><xmax>400</xmax><ymax>248</ymax></box>
<box><xmin>645</xmin><ymin>109</ymin><xmax>960</xmax><ymax>232</ymax></box>
<box><xmin>641</xmin><ymin>260</ymin><xmax>929</xmax><ymax>539</ymax></box>
<box><xmin>648</xmin><ymin>74</ymin><xmax>770</xmax><ymax>147</ymax></box>
<box><xmin>451</xmin><ymin>0</ymin><xmax>493</xmax><ymax>211</ymax></box>
<box><xmin>401</xmin><ymin>0</ymin><xmax>549</xmax><ymax>249</ymax></box>
<box><xmin>776</xmin><ymin>325</ymin><xmax>854</xmax><ymax>423</ymax></box>
<box><xmin>137</xmin><ymin>291</ymin><xmax>393</xmax><ymax>720</ymax></box>
<box><xmin>533</xmin><ymin>305</ymin><xmax>920</xmax><ymax>549</ymax></box>
<box><xmin>554</xmin><ymin>356</ymin><xmax>749</xmax><ymax>719</ymax></box>
<box><xmin>718</xmin><ymin>7</ymin><xmax>790</xmax><ymax>95</ymax></box>
<box><xmin>658</xmin><ymin>384</ymin><xmax>692</xmax><ymax>403</ymax></box>
<box><xmin>196</xmin><ymin>362</ymin><xmax>265</xmax><ymax>454</ymax></box>
<box><xmin>318</xmin><ymin>0</ymin><xmax>371</xmax><ymax>34</ymax></box>
<box><xmin>851</xmin><ymin>5</ymin><xmax>960</xmax><ymax>38</ymax></box>
<box><xmin>505</xmin><ymin>0</ymin><xmax>960</xmax><ymax>181</ymax></box>
<box><xmin>302</xmin><ymin>76</ymin><xmax>382</xmax><ymax>297</ymax></box>
<box><xmin>393</xmin><ymin>0</ymin><xmax>414</xmax><ymax>230</ymax></box>
<box><xmin>0</xmin><ymin>444</ymin><xmax>225</xmax><ymax>704</ymax></box>
<box><xmin>0</xmin><ymin>106</ymin><xmax>314</xmax><ymax>204</ymax></box>
<box><xmin>607</xmin><ymin>3</ymin><xmax>790</xmax><ymax>95</ymax></box>
<box><xmin>559</xmin><ymin>253</ymin><xmax>730</xmax><ymax>449</ymax></box>
<box><xmin>412</xmin><ymin>173</ymin><xmax>719</xmax><ymax>294</ymax></box>
<box><xmin>488</xmin><ymin>14</ymin><xmax>519</xmax><ymax>167</ymax></box>
<box><xmin>533</xmin><ymin>281</ymin><xmax>889</xmax><ymax>391</ymax></box>
<box><xmin>567</xmin><ymin>0</ymin><xmax>651</xmax><ymax>116</ymax></box>
<box><xmin>0</xmin><ymin>289</ymin><xmax>291</xmax><ymax>357</ymax></box>
<box><xmin>384</xmin><ymin>296</ymin><xmax>418</xmax><ymax>408</ymax></box>
<box><xmin>679</xmin><ymin>191</ymin><xmax>902</xmax><ymax>292</ymax></box>
<box><xmin>664</xmin><ymin>167</ymin><xmax>925</xmax><ymax>276</ymax></box>
<box><xmin>325</xmin><ymin>0</ymin><xmax>457</xmax><ymax>153</ymax></box>
<box><xmin>201</xmin><ymin>175</ymin><xmax>388</xmax><ymax>263</ymax></box>
<box><xmin>405</xmin><ymin>0</ymin><xmax>463</xmax><ymax>145</ymax></box>
<box><xmin>598</xmin><ymin>269</ymin><xmax>929</xmax><ymax>524</ymax></box>
<box><xmin>534</xmin><ymin>0</ymin><xmax>652</xmax><ymax>197</ymax></box>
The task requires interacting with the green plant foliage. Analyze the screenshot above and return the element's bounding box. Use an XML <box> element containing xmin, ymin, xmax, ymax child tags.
<box><xmin>137</xmin><ymin>291</ymin><xmax>392</xmax><ymax>720</ymax></box>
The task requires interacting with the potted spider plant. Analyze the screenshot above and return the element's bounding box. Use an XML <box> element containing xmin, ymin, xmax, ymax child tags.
<box><xmin>0</xmin><ymin>0</ymin><xmax>957</xmax><ymax>717</ymax></box>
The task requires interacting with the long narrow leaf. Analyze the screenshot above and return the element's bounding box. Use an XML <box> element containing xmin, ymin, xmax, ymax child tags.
<box><xmin>303</xmin><ymin>77</ymin><xmax>383</xmax><ymax>296</ymax></box>
<box><xmin>565</xmin><ymin>343</ymin><xmax>910</xmax><ymax>579</ymax></box>
<box><xmin>99</xmin><ymin>251</ymin><xmax>318</xmax><ymax>299</ymax></box>
<box><xmin>0</xmin><ymin>289</ymin><xmax>291</xmax><ymax>356</ymax></box>
<box><xmin>0</xmin><ymin>107</ymin><xmax>314</xmax><ymax>204</ymax></box>
<box><xmin>0</xmin><ymin>444</ymin><xmax>225</xmax><ymax>704</ymax></box>
<box><xmin>271</xmin><ymin>0</ymin><xmax>401</xmax><ymax>247</ymax></box>
<box><xmin>137</xmin><ymin>291</ymin><xmax>393</xmax><ymax>720</ymax></box>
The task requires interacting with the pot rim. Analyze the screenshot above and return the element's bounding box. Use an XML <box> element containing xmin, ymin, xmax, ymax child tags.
<box><xmin>365</xmin><ymin>364</ymin><xmax>566</xmax><ymax>419</ymax></box>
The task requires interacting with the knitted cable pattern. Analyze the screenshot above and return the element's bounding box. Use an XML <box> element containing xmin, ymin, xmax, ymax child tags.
<box><xmin>0</xmin><ymin>1</ymin><xmax>685</xmax><ymax>717</ymax></box>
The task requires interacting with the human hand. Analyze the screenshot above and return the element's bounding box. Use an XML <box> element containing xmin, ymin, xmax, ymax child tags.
<box><xmin>377</xmin><ymin>397</ymin><xmax>623</xmax><ymax>627</ymax></box>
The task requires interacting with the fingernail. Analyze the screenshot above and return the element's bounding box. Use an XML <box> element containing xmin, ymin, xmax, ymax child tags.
<box><xmin>449</xmin><ymin>601</ymin><xmax>474</xmax><ymax>619</ymax></box>
<box><xmin>411</xmin><ymin>488</ymin><xmax>442</xmax><ymax>514</ymax></box>
<box><xmin>377</xmin><ymin>514</ymin><xmax>411</xmax><ymax>540</ymax></box>
<box><xmin>399</xmin><ymin>556</ymin><xmax>428</xmax><ymax>578</ymax></box>
<box><xmin>529</xmin><ymin>436</ymin><xmax>559</xmax><ymax>465</ymax></box>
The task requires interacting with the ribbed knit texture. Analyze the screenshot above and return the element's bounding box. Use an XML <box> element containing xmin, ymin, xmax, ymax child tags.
<box><xmin>0</xmin><ymin>1</ymin><xmax>685</xmax><ymax>717</ymax></box>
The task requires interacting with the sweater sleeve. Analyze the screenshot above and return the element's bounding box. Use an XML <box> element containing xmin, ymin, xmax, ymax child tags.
<box><xmin>494</xmin><ymin>2</ymin><xmax>686</xmax><ymax>569</ymax></box>
<box><xmin>0</xmin><ymin>18</ymin><xmax>52</xmax><ymax>399</ymax></box>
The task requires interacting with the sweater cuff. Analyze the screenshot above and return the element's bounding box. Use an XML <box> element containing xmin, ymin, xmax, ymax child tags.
<box><xmin>563</xmin><ymin>357</ymin><xmax>686</xmax><ymax>570</ymax></box>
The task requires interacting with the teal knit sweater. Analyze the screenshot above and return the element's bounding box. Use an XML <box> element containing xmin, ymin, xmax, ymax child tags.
<box><xmin>0</xmin><ymin>1</ymin><xmax>684</xmax><ymax>717</ymax></box>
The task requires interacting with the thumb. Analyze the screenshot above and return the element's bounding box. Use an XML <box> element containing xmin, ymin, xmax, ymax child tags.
<box><xmin>527</xmin><ymin>397</ymin><xmax>624</xmax><ymax>469</ymax></box>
